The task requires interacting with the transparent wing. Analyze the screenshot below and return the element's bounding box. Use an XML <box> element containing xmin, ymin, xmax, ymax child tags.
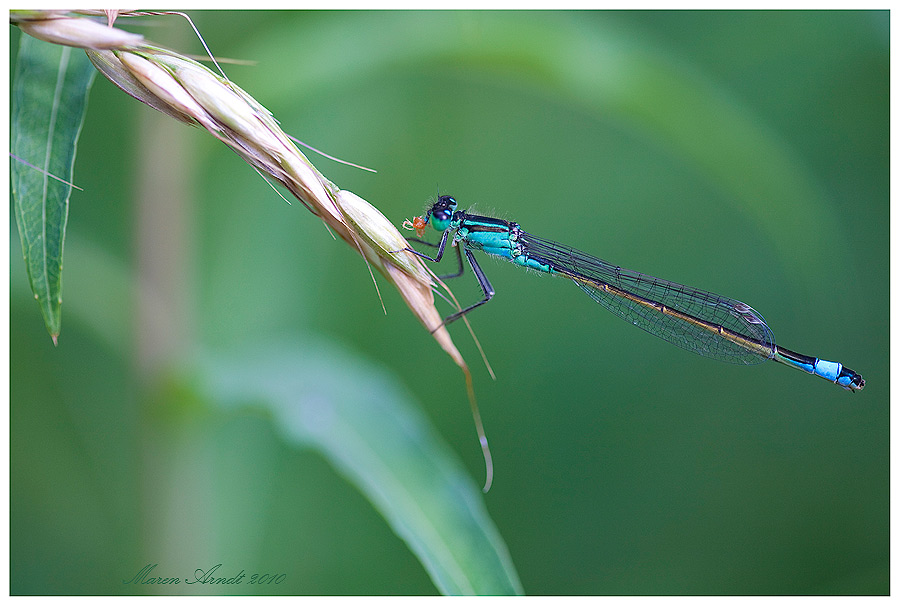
<box><xmin>519</xmin><ymin>231</ymin><xmax>776</xmax><ymax>365</ymax></box>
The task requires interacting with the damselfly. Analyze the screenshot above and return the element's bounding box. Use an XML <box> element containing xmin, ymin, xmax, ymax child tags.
<box><xmin>404</xmin><ymin>195</ymin><xmax>864</xmax><ymax>391</ymax></box>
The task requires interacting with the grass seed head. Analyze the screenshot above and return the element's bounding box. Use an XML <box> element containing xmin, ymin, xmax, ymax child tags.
<box><xmin>18</xmin><ymin>16</ymin><xmax>143</xmax><ymax>50</ymax></box>
<box><xmin>117</xmin><ymin>52</ymin><xmax>218</xmax><ymax>132</ymax></box>
<box><xmin>29</xmin><ymin>14</ymin><xmax>468</xmax><ymax>371</ymax></box>
<box><xmin>337</xmin><ymin>190</ymin><xmax>433</xmax><ymax>284</ymax></box>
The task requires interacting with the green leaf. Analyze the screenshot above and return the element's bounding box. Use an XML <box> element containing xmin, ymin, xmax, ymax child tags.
<box><xmin>200</xmin><ymin>340</ymin><xmax>523</xmax><ymax>596</ymax></box>
<box><xmin>11</xmin><ymin>34</ymin><xmax>96</xmax><ymax>341</ymax></box>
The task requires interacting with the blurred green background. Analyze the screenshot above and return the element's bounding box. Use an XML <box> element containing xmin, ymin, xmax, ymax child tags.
<box><xmin>10</xmin><ymin>10</ymin><xmax>888</xmax><ymax>595</ymax></box>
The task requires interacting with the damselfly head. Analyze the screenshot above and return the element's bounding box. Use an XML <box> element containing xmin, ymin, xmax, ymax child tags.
<box><xmin>434</xmin><ymin>195</ymin><xmax>458</xmax><ymax>215</ymax></box>
<box><xmin>427</xmin><ymin>195</ymin><xmax>457</xmax><ymax>231</ymax></box>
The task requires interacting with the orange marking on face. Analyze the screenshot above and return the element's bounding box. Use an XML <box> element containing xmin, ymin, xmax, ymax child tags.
<box><xmin>413</xmin><ymin>215</ymin><xmax>427</xmax><ymax>237</ymax></box>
